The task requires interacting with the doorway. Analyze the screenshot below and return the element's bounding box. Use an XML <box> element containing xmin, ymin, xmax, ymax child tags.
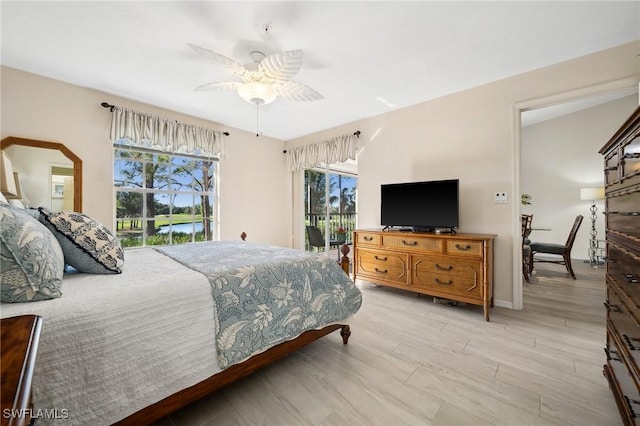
<box><xmin>303</xmin><ymin>167</ymin><xmax>357</xmax><ymax>258</ymax></box>
<box><xmin>514</xmin><ymin>81</ymin><xmax>638</xmax><ymax>309</ymax></box>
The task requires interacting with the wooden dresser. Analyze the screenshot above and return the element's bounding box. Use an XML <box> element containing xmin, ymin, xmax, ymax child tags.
<box><xmin>600</xmin><ymin>106</ymin><xmax>640</xmax><ymax>425</ymax></box>
<box><xmin>1</xmin><ymin>315</ymin><xmax>43</xmax><ymax>426</ymax></box>
<box><xmin>353</xmin><ymin>229</ymin><xmax>495</xmax><ymax>320</ymax></box>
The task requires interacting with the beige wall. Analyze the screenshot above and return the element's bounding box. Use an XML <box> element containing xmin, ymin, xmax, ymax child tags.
<box><xmin>286</xmin><ymin>41</ymin><xmax>639</xmax><ymax>308</ymax></box>
<box><xmin>1</xmin><ymin>66</ymin><xmax>292</xmax><ymax>246</ymax></box>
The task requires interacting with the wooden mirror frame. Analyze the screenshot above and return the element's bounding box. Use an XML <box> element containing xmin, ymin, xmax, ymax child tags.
<box><xmin>1</xmin><ymin>136</ymin><xmax>82</xmax><ymax>212</ymax></box>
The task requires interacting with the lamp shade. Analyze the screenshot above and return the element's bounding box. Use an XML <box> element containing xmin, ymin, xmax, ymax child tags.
<box><xmin>580</xmin><ymin>187</ymin><xmax>604</xmax><ymax>201</ymax></box>
<box><xmin>0</xmin><ymin>151</ymin><xmax>19</xmax><ymax>198</ymax></box>
<box><xmin>237</xmin><ymin>82</ymin><xmax>278</xmax><ymax>105</ymax></box>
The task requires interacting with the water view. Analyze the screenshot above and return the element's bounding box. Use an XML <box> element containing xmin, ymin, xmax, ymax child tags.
<box><xmin>157</xmin><ymin>222</ymin><xmax>204</xmax><ymax>234</ymax></box>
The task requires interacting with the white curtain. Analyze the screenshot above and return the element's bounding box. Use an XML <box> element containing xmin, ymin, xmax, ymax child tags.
<box><xmin>286</xmin><ymin>133</ymin><xmax>357</xmax><ymax>171</ymax></box>
<box><xmin>109</xmin><ymin>106</ymin><xmax>226</xmax><ymax>157</ymax></box>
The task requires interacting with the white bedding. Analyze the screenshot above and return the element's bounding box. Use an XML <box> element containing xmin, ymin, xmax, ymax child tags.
<box><xmin>0</xmin><ymin>248</ymin><xmax>220</xmax><ymax>425</ymax></box>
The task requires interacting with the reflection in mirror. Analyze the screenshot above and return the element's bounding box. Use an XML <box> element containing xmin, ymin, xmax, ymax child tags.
<box><xmin>1</xmin><ymin>137</ymin><xmax>82</xmax><ymax>212</ymax></box>
<box><xmin>50</xmin><ymin>165</ymin><xmax>74</xmax><ymax>211</ymax></box>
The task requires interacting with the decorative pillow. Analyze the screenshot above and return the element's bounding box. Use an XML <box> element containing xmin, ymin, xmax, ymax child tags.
<box><xmin>38</xmin><ymin>207</ymin><xmax>124</xmax><ymax>274</ymax></box>
<box><xmin>0</xmin><ymin>202</ymin><xmax>64</xmax><ymax>302</ymax></box>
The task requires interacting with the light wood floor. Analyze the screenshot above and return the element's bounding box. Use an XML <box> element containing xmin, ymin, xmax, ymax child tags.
<box><xmin>158</xmin><ymin>261</ymin><xmax>619</xmax><ymax>426</ymax></box>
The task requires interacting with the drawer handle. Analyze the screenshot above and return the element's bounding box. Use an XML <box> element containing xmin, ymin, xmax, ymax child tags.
<box><xmin>623</xmin><ymin>334</ymin><xmax>640</xmax><ymax>351</ymax></box>
<box><xmin>435</xmin><ymin>264</ymin><xmax>453</xmax><ymax>271</ymax></box>
<box><xmin>402</xmin><ymin>240</ymin><xmax>418</xmax><ymax>246</ymax></box>
<box><xmin>374</xmin><ymin>267</ymin><xmax>388</xmax><ymax>274</ymax></box>
<box><xmin>604</xmin><ymin>348</ymin><xmax>621</xmax><ymax>362</ymax></box>
<box><xmin>603</xmin><ymin>302</ymin><xmax>622</xmax><ymax>313</ymax></box>
<box><xmin>434</xmin><ymin>278</ymin><xmax>453</xmax><ymax>285</ymax></box>
<box><xmin>624</xmin><ymin>153</ymin><xmax>640</xmax><ymax>159</ymax></box>
<box><xmin>455</xmin><ymin>244</ymin><xmax>471</xmax><ymax>251</ymax></box>
<box><xmin>363</xmin><ymin>236</ymin><xmax>374</xmax><ymax>241</ymax></box>
<box><xmin>624</xmin><ymin>396</ymin><xmax>640</xmax><ymax>418</ymax></box>
<box><xmin>625</xmin><ymin>274</ymin><xmax>639</xmax><ymax>284</ymax></box>
<box><xmin>604</xmin><ymin>166</ymin><xmax>617</xmax><ymax>172</ymax></box>
<box><xmin>374</xmin><ymin>255</ymin><xmax>388</xmax><ymax>261</ymax></box>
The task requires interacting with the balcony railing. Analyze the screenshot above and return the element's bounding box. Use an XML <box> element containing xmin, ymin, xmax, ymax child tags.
<box><xmin>305</xmin><ymin>213</ymin><xmax>357</xmax><ymax>250</ymax></box>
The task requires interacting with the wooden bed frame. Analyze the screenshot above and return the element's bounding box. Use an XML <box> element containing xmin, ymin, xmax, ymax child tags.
<box><xmin>114</xmin><ymin>324</ymin><xmax>351</xmax><ymax>425</ymax></box>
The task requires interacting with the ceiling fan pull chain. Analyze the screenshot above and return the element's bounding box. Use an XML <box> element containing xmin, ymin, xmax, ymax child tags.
<box><xmin>255</xmin><ymin>102</ymin><xmax>260</xmax><ymax>137</ymax></box>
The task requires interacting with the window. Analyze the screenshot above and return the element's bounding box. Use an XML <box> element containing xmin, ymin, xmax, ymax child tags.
<box><xmin>114</xmin><ymin>147</ymin><xmax>218</xmax><ymax>247</ymax></box>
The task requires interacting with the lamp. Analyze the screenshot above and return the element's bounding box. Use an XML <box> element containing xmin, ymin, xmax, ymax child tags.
<box><xmin>237</xmin><ymin>82</ymin><xmax>278</xmax><ymax>105</ymax></box>
<box><xmin>1</xmin><ymin>151</ymin><xmax>21</xmax><ymax>199</ymax></box>
<box><xmin>580</xmin><ymin>187</ymin><xmax>605</xmax><ymax>266</ymax></box>
<box><xmin>237</xmin><ymin>81</ymin><xmax>278</xmax><ymax>137</ymax></box>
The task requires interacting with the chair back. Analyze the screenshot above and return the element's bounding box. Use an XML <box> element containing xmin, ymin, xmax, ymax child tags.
<box><xmin>564</xmin><ymin>215</ymin><xmax>583</xmax><ymax>250</ymax></box>
<box><xmin>521</xmin><ymin>214</ymin><xmax>533</xmax><ymax>241</ymax></box>
<box><xmin>306</xmin><ymin>225</ymin><xmax>325</xmax><ymax>248</ymax></box>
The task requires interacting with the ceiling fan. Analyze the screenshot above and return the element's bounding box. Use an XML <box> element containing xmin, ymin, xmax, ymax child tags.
<box><xmin>188</xmin><ymin>43</ymin><xmax>323</xmax><ymax>106</ymax></box>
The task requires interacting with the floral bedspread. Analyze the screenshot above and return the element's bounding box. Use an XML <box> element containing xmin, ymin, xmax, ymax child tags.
<box><xmin>155</xmin><ymin>241</ymin><xmax>362</xmax><ymax>369</ymax></box>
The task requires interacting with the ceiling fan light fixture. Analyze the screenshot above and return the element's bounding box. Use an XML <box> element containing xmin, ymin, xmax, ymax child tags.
<box><xmin>237</xmin><ymin>82</ymin><xmax>278</xmax><ymax>105</ymax></box>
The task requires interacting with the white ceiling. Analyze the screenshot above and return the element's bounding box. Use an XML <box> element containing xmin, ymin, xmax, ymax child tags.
<box><xmin>1</xmin><ymin>1</ymin><xmax>638</xmax><ymax>141</ymax></box>
<box><xmin>521</xmin><ymin>86</ymin><xmax>639</xmax><ymax>128</ymax></box>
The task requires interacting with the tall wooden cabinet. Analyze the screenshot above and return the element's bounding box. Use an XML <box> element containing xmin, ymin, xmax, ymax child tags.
<box><xmin>601</xmin><ymin>106</ymin><xmax>640</xmax><ymax>425</ymax></box>
<box><xmin>353</xmin><ymin>229</ymin><xmax>495</xmax><ymax>320</ymax></box>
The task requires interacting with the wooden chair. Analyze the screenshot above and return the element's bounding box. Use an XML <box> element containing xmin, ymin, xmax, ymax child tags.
<box><xmin>521</xmin><ymin>214</ymin><xmax>533</xmax><ymax>282</ymax></box>
<box><xmin>528</xmin><ymin>215</ymin><xmax>583</xmax><ymax>279</ymax></box>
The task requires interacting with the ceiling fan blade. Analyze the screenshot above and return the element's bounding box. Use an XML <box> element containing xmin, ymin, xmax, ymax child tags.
<box><xmin>194</xmin><ymin>81</ymin><xmax>242</xmax><ymax>92</ymax></box>
<box><xmin>259</xmin><ymin>50</ymin><xmax>303</xmax><ymax>82</ymax></box>
<box><xmin>188</xmin><ymin>43</ymin><xmax>246</xmax><ymax>76</ymax></box>
<box><xmin>275</xmin><ymin>81</ymin><xmax>323</xmax><ymax>102</ymax></box>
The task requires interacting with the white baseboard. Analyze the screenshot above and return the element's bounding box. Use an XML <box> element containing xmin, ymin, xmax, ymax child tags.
<box><xmin>493</xmin><ymin>299</ymin><xmax>516</xmax><ymax>309</ymax></box>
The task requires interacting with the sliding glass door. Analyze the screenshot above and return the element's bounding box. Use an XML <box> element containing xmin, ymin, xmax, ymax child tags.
<box><xmin>304</xmin><ymin>167</ymin><xmax>357</xmax><ymax>255</ymax></box>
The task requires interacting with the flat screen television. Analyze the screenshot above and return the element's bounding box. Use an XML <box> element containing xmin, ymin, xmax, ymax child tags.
<box><xmin>380</xmin><ymin>179</ymin><xmax>459</xmax><ymax>232</ymax></box>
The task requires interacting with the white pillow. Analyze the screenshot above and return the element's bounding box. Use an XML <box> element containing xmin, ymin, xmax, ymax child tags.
<box><xmin>8</xmin><ymin>199</ymin><xmax>25</xmax><ymax>209</ymax></box>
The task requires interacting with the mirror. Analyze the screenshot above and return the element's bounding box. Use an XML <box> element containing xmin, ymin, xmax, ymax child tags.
<box><xmin>1</xmin><ymin>137</ymin><xmax>82</xmax><ymax>212</ymax></box>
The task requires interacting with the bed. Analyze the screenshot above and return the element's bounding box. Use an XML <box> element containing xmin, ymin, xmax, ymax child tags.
<box><xmin>0</xmin><ymin>238</ymin><xmax>362</xmax><ymax>425</ymax></box>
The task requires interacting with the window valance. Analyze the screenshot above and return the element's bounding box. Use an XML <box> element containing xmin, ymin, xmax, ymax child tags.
<box><xmin>108</xmin><ymin>106</ymin><xmax>226</xmax><ymax>158</ymax></box>
<box><xmin>286</xmin><ymin>133</ymin><xmax>357</xmax><ymax>172</ymax></box>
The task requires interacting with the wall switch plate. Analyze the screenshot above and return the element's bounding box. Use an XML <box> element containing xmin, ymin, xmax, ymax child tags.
<box><xmin>494</xmin><ymin>192</ymin><xmax>508</xmax><ymax>204</ymax></box>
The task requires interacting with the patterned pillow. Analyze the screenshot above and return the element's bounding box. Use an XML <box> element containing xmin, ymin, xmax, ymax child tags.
<box><xmin>0</xmin><ymin>202</ymin><xmax>64</xmax><ymax>302</ymax></box>
<box><xmin>38</xmin><ymin>207</ymin><xmax>124</xmax><ymax>274</ymax></box>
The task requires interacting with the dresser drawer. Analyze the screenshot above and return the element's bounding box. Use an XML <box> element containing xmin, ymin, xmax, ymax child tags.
<box><xmin>356</xmin><ymin>232</ymin><xmax>381</xmax><ymax>246</ymax></box>
<box><xmin>608</xmin><ymin>242</ymin><xmax>640</xmax><ymax>299</ymax></box>
<box><xmin>606</xmin><ymin>331</ymin><xmax>640</xmax><ymax>422</ymax></box>
<box><xmin>356</xmin><ymin>249</ymin><xmax>408</xmax><ymax>284</ymax></box>
<box><xmin>607</xmin><ymin>184</ymin><xmax>640</xmax><ymax>214</ymax></box>
<box><xmin>445</xmin><ymin>240</ymin><xmax>483</xmax><ymax>257</ymax></box>
<box><xmin>412</xmin><ymin>256</ymin><xmax>483</xmax><ymax>299</ymax></box>
<box><xmin>606</xmin><ymin>184</ymin><xmax>640</xmax><ymax>236</ymax></box>
<box><xmin>383</xmin><ymin>235</ymin><xmax>442</xmax><ymax>252</ymax></box>
<box><xmin>607</xmin><ymin>288</ymin><xmax>640</xmax><ymax>387</ymax></box>
<box><xmin>411</xmin><ymin>255</ymin><xmax>482</xmax><ymax>277</ymax></box>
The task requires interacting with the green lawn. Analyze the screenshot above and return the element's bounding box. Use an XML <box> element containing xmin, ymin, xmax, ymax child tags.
<box><xmin>117</xmin><ymin>214</ymin><xmax>205</xmax><ymax>231</ymax></box>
